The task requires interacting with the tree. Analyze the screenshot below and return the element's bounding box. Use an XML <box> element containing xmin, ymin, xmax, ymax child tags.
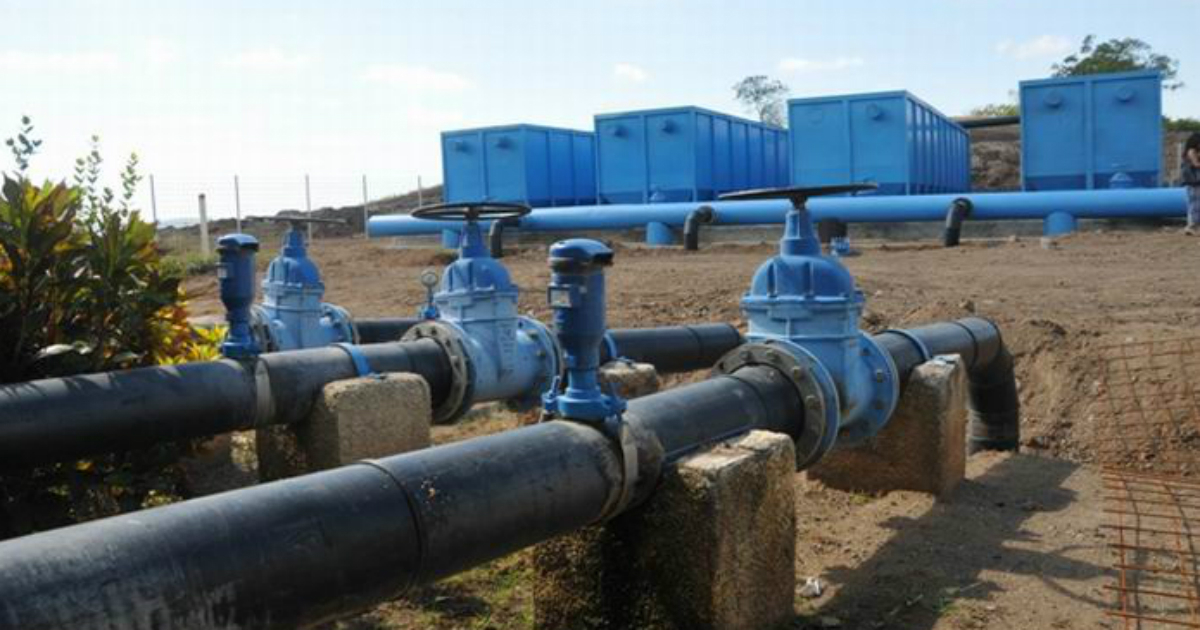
<box><xmin>732</xmin><ymin>75</ymin><xmax>789</xmax><ymax>127</ymax></box>
<box><xmin>1052</xmin><ymin>35</ymin><xmax>1182</xmax><ymax>90</ymax></box>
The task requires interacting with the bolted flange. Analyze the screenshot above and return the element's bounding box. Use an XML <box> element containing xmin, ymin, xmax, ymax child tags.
<box><xmin>402</xmin><ymin>320</ymin><xmax>475</xmax><ymax>424</ymax></box>
<box><xmin>713</xmin><ymin>339</ymin><xmax>842</xmax><ymax>469</ymax></box>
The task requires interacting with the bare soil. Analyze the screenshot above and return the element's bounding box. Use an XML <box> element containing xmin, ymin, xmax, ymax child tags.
<box><xmin>181</xmin><ymin>227</ymin><xmax>1200</xmax><ymax>628</ymax></box>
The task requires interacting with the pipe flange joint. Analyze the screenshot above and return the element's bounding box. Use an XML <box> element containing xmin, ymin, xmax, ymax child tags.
<box><xmin>402</xmin><ymin>320</ymin><xmax>475</xmax><ymax>424</ymax></box>
<box><xmin>834</xmin><ymin>333</ymin><xmax>901</xmax><ymax>447</ymax></box>
<box><xmin>510</xmin><ymin>315</ymin><xmax>563</xmax><ymax>410</ymax></box>
<box><xmin>712</xmin><ymin>339</ymin><xmax>841</xmax><ymax>469</ymax></box>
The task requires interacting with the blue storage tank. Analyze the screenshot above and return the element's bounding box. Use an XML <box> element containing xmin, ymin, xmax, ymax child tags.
<box><xmin>1020</xmin><ymin>70</ymin><xmax>1162</xmax><ymax>190</ymax></box>
<box><xmin>441</xmin><ymin>124</ymin><xmax>596</xmax><ymax>207</ymax></box>
<box><xmin>788</xmin><ymin>91</ymin><xmax>970</xmax><ymax>195</ymax></box>
<box><xmin>594</xmin><ymin>106</ymin><xmax>788</xmax><ymax>204</ymax></box>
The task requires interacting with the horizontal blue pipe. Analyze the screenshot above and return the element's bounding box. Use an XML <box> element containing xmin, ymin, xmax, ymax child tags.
<box><xmin>368</xmin><ymin>188</ymin><xmax>1188</xmax><ymax>238</ymax></box>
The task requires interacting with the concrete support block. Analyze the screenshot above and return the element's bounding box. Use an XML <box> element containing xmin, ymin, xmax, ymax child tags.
<box><xmin>599</xmin><ymin>361</ymin><xmax>660</xmax><ymax>399</ymax></box>
<box><xmin>533</xmin><ymin>430</ymin><xmax>796</xmax><ymax>630</ymax></box>
<box><xmin>807</xmin><ymin>355</ymin><xmax>967</xmax><ymax>498</ymax></box>
<box><xmin>256</xmin><ymin>372</ymin><xmax>431</xmax><ymax>481</ymax></box>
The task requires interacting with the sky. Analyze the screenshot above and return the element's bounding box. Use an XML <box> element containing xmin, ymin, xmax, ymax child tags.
<box><xmin>1</xmin><ymin>0</ymin><xmax>1197</xmax><ymax>220</ymax></box>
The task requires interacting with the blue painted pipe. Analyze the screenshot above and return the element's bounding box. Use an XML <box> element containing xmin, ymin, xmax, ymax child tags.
<box><xmin>369</xmin><ymin>188</ymin><xmax>1188</xmax><ymax>238</ymax></box>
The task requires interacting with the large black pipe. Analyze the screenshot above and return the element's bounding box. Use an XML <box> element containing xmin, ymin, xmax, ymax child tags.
<box><xmin>0</xmin><ymin>340</ymin><xmax>452</xmax><ymax>469</ymax></box>
<box><xmin>682</xmin><ymin>205</ymin><xmax>714</xmax><ymax>251</ymax></box>
<box><xmin>943</xmin><ymin>197</ymin><xmax>972</xmax><ymax>247</ymax></box>
<box><xmin>872</xmin><ymin>317</ymin><xmax>1021</xmax><ymax>453</ymax></box>
<box><xmin>604</xmin><ymin>323</ymin><xmax>743</xmax><ymax>374</ymax></box>
<box><xmin>0</xmin><ymin>364</ymin><xmax>799</xmax><ymax>630</ymax></box>
<box><xmin>956</xmin><ymin>115</ymin><xmax>1020</xmax><ymax>129</ymax></box>
<box><xmin>352</xmin><ymin>317</ymin><xmax>422</xmax><ymax>343</ymax></box>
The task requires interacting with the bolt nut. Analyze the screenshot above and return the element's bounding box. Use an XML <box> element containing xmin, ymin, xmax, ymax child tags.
<box><xmin>790</xmin><ymin>367</ymin><xmax>804</xmax><ymax>380</ymax></box>
<box><xmin>874</xmin><ymin>369</ymin><xmax>886</xmax><ymax>383</ymax></box>
<box><xmin>804</xmin><ymin>395</ymin><xmax>820</xmax><ymax>409</ymax></box>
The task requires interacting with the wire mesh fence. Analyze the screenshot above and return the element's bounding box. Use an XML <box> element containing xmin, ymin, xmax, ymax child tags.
<box><xmin>1094</xmin><ymin>338</ymin><xmax>1200</xmax><ymax>628</ymax></box>
<box><xmin>144</xmin><ymin>173</ymin><xmax>431</xmax><ymax>227</ymax></box>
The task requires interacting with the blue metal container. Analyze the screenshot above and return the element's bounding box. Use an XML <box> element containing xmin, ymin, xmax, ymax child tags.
<box><xmin>594</xmin><ymin>106</ymin><xmax>788</xmax><ymax>203</ymax></box>
<box><xmin>1020</xmin><ymin>70</ymin><xmax>1163</xmax><ymax>190</ymax></box>
<box><xmin>441</xmin><ymin>124</ymin><xmax>596</xmax><ymax>207</ymax></box>
<box><xmin>788</xmin><ymin>91</ymin><xmax>970</xmax><ymax>195</ymax></box>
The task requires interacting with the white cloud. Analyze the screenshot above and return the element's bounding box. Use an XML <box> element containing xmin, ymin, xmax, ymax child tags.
<box><xmin>995</xmin><ymin>35</ymin><xmax>1071</xmax><ymax>60</ymax></box>
<box><xmin>0</xmin><ymin>50</ymin><xmax>120</xmax><ymax>73</ymax></box>
<box><xmin>361</xmin><ymin>64</ymin><xmax>470</xmax><ymax>92</ymax></box>
<box><xmin>777</xmin><ymin>56</ymin><xmax>865</xmax><ymax>74</ymax></box>
<box><xmin>224</xmin><ymin>48</ymin><xmax>311</xmax><ymax>72</ymax></box>
<box><xmin>612</xmin><ymin>63</ymin><xmax>649</xmax><ymax>84</ymax></box>
<box><xmin>146</xmin><ymin>38</ymin><xmax>179</xmax><ymax>71</ymax></box>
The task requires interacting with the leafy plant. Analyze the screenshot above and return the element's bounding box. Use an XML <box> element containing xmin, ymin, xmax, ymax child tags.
<box><xmin>0</xmin><ymin>119</ymin><xmax>194</xmax><ymax>381</ymax></box>
<box><xmin>4</xmin><ymin>116</ymin><xmax>40</xmax><ymax>173</ymax></box>
<box><xmin>1052</xmin><ymin>35</ymin><xmax>1182</xmax><ymax>90</ymax></box>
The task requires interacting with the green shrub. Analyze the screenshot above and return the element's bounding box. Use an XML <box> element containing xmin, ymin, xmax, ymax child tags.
<box><xmin>0</xmin><ymin>118</ymin><xmax>210</xmax><ymax>538</ymax></box>
<box><xmin>0</xmin><ymin>128</ymin><xmax>193</xmax><ymax>382</ymax></box>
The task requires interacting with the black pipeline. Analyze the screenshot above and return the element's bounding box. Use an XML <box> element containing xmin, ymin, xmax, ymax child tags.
<box><xmin>0</xmin><ymin>324</ymin><xmax>742</xmax><ymax>468</ymax></box>
<box><xmin>0</xmin><ymin>364</ymin><xmax>799</xmax><ymax>630</ymax></box>
<box><xmin>873</xmin><ymin>317</ymin><xmax>1021</xmax><ymax>452</ymax></box>
<box><xmin>0</xmin><ymin>340</ymin><xmax>453</xmax><ymax>468</ymax></box>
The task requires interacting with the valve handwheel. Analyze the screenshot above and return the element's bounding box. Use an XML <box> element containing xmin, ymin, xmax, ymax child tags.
<box><xmin>719</xmin><ymin>183</ymin><xmax>878</xmax><ymax>209</ymax></box>
<box><xmin>411</xmin><ymin>201</ymin><xmax>531</xmax><ymax>223</ymax></box>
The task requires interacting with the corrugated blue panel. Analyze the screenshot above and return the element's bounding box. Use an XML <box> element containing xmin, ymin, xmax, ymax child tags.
<box><xmin>788</xmin><ymin>91</ymin><xmax>970</xmax><ymax>196</ymax></box>
<box><xmin>595</xmin><ymin>106</ymin><xmax>788</xmax><ymax>204</ymax></box>
<box><xmin>1021</xmin><ymin>70</ymin><xmax>1163</xmax><ymax>190</ymax></box>
<box><xmin>441</xmin><ymin>124</ymin><xmax>596</xmax><ymax>207</ymax></box>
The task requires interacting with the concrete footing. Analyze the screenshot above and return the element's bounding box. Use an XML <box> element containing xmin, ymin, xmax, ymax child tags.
<box><xmin>807</xmin><ymin>355</ymin><xmax>967</xmax><ymax>498</ymax></box>
<box><xmin>256</xmin><ymin>372</ymin><xmax>432</xmax><ymax>481</ymax></box>
<box><xmin>599</xmin><ymin>361</ymin><xmax>660</xmax><ymax>399</ymax></box>
<box><xmin>532</xmin><ymin>430</ymin><xmax>796</xmax><ymax>630</ymax></box>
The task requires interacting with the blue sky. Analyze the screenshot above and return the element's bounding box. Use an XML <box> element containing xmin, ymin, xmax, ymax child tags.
<box><xmin>2</xmin><ymin>0</ymin><xmax>1197</xmax><ymax>220</ymax></box>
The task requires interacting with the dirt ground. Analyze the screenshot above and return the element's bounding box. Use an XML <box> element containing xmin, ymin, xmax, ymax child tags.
<box><xmin>182</xmin><ymin>227</ymin><xmax>1200</xmax><ymax>629</ymax></box>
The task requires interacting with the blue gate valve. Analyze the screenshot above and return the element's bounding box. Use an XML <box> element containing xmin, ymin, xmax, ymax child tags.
<box><xmin>236</xmin><ymin>216</ymin><xmax>356</xmax><ymax>352</ymax></box>
<box><xmin>216</xmin><ymin>233</ymin><xmax>261</xmax><ymax>359</ymax></box>
<box><xmin>715</xmin><ymin>184</ymin><xmax>900</xmax><ymax>469</ymax></box>
<box><xmin>400</xmin><ymin>202</ymin><xmax>561</xmax><ymax>423</ymax></box>
<box><xmin>541</xmin><ymin>239</ymin><xmax>625</xmax><ymax>423</ymax></box>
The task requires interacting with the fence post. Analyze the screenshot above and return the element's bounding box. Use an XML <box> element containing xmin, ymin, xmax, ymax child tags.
<box><xmin>198</xmin><ymin>193</ymin><xmax>210</xmax><ymax>257</ymax></box>
<box><xmin>361</xmin><ymin>174</ymin><xmax>370</xmax><ymax>236</ymax></box>
<box><xmin>149</xmin><ymin>174</ymin><xmax>158</xmax><ymax>224</ymax></box>
<box><xmin>234</xmin><ymin>175</ymin><xmax>242</xmax><ymax>232</ymax></box>
<box><xmin>417</xmin><ymin>175</ymin><xmax>424</xmax><ymax>207</ymax></box>
<box><xmin>305</xmin><ymin>174</ymin><xmax>313</xmax><ymax>241</ymax></box>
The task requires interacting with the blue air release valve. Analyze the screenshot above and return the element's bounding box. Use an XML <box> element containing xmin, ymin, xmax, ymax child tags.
<box><xmin>541</xmin><ymin>239</ymin><xmax>625</xmax><ymax>423</ymax></box>
<box><xmin>400</xmin><ymin>202</ymin><xmax>561</xmax><ymax>423</ymax></box>
<box><xmin>216</xmin><ymin>233</ymin><xmax>261</xmax><ymax>359</ymax></box>
<box><xmin>714</xmin><ymin>184</ymin><xmax>900</xmax><ymax>469</ymax></box>
<box><xmin>248</xmin><ymin>216</ymin><xmax>356</xmax><ymax>352</ymax></box>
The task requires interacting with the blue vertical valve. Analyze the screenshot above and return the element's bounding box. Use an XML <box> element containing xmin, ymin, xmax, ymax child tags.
<box><xmin>541</xmin><ymin>239</ymin><xmax>625</xmax><ymax>422</ymax></box>
<box><xmin>216</xmin><ymin>233</ymin><xmax>261</xmax><ymax>358</ymax></box>
<box><xmin>400</xmin><ymin>202</ymin><xmax>561</xmax><ymax>423</ymax></box>
<box><xmin>716</xmin><ymin>184</ymin><xmax>900</xmax><ymax>468</ymax></box>
<box><xmin>253</xmin><ymin>217</ymin><xmax>355</xmax><ymax>351</ymax></box>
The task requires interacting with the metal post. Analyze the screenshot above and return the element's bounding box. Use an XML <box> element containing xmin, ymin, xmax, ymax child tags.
<box><xmin>197</xmin><ymin>193</ymin><xmax>210</xmax><ymax>257</ymax></box>
<box><xmin>361</xmin><ymin>174</ymin><xmax>370</xmax><ymax>236</ymax></box>
<box><xmin>417</xmin><ymin>175</ymin><xmax>424</xmax><ymax>207</ymax></box>
<box><xmin>148</xmin><ymin>174</ymin><xmax>158</xmax><ymax>224</ymax></box>
<box><xmin>304</xmin><ymin>174</ymin><xmax>313</xmax><ymax>241</ymax></box>
<box><xmin>234</xmin><ymin>175</ymin><xmax>242</xmax><ymax>233</ymax></box>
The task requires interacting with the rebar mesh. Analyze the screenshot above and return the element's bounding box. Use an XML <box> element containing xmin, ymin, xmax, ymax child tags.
<box><xmin>1096</xmin><ymin>339</ymin><xmax>1200</xmax><ymax>628</ymax></box>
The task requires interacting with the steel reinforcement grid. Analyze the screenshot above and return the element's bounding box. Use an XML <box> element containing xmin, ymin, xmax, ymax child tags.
<box><xmin>1096</xmin><ymin>338</ymin><xmax>1200</xmax><ymax>628</ymax></box>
